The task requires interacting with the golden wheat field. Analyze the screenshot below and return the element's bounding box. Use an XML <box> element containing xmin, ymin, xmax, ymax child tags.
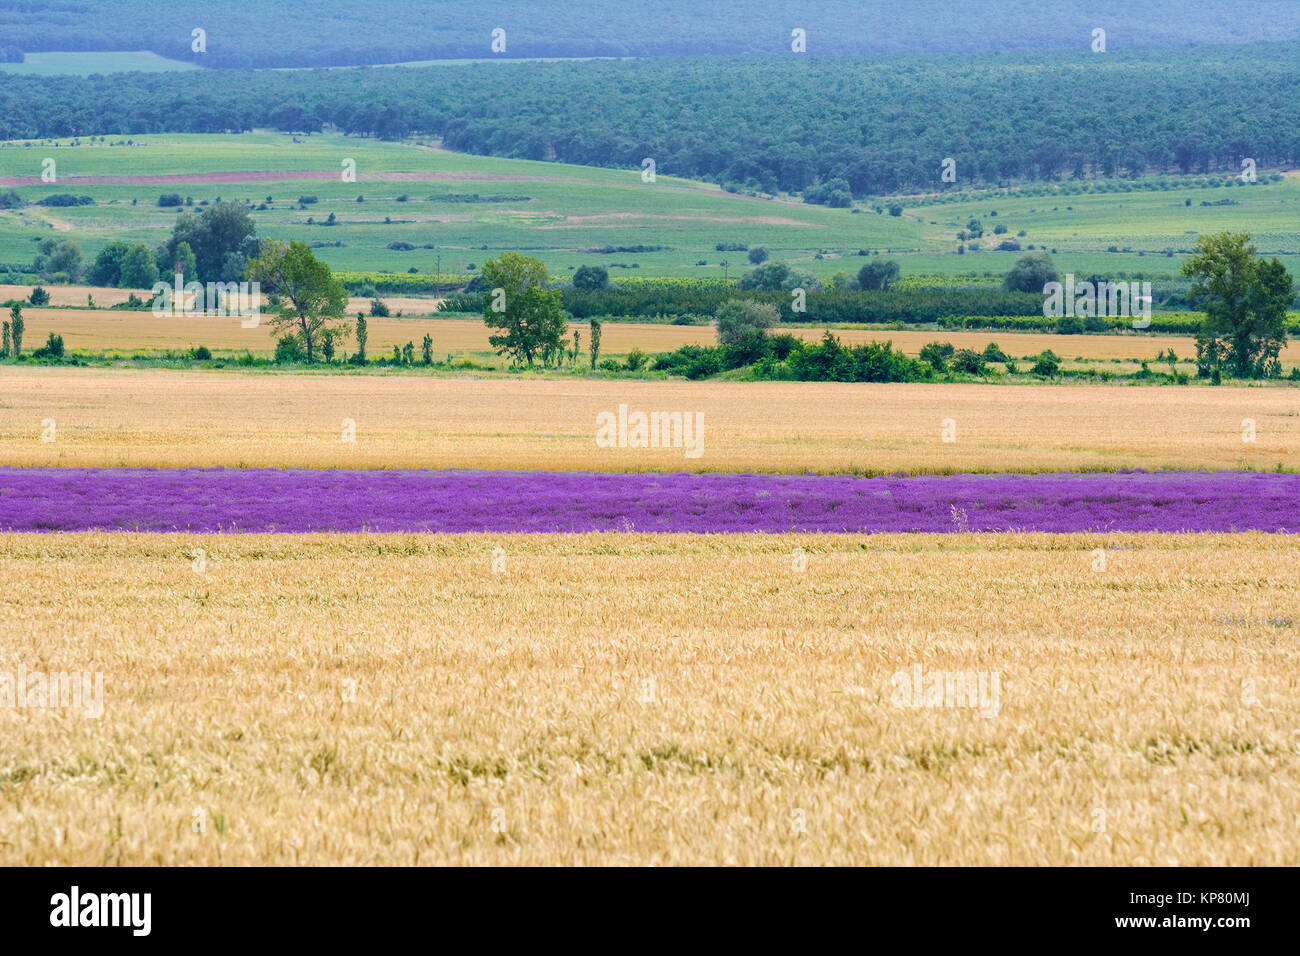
<box><xmin>1</xmin><ymin>366</ymin><xmax>1295</xmax><ymax>473</ymax></box>
<box><xmin>1</xmin><ymin>532</ymin><xmax>1296</xmax><ymax>865</ymax></box>
<box><xmin>13</xmin><ymin>304</ymin><xmax>1279</xmax><ymax>363</ymax></box>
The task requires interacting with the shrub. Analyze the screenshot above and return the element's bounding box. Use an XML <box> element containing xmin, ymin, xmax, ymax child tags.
<box><xmin>715</xmin><ymin>298</ymin><xmax>778</xmax><ymax>345</ymax></box>
<box><xmin>952</xmin><ymin>348</ymin><xmax>986</xmax><ymax>374</ymax></box>
<box><xmin>981</xmin><ymin>342</ymin><xmax>1008</xmax><ymax>363</ymax></box>
<box><xmin>274</xmin><ymin>334</ymin><xmax>305</xmax><ymax>363</ymax></box>
<box><xmin>192</xmin><ymin>345</ymin><xmax>212</xmax><ymax>361</ymax></box>
<box><xmin>28</xmin><ymin>286</ymin><xmax>50</xmax><ymax>306</ymax></box>
<box><xmin>624</xmin><ymin>348</ymin><xmax>648</xmax><ymax>371</ymax></box>
<box><xmin>1030</xmin><ymin>354</ymin><xmax>1060</xmax><ymax>377</ymax></box>
<box><xmin>32</xmin><ymin>332</ymin><xmax>64</xmax><ymax>359</ymax></box>
<box><xmin>919</xmin><ymin>341</ymin><xmax>955</xmax><ymax>371</ymax></box>
<box><xmin>747</xmin><ymin>246</ymin><xmax>769</xmax><ymax>265</ymax></box>
<box><xmin>598</xmin><ymin>358</ymin><xmax>622</xmax><ymax>372</ymax></box>
<box><xmin>369</xmin><ymin>298</ymin><xmax>390</xmax><ymax>317</ymax></box>
<box><xmin>1056</xmin><ymin>316</ymin><xmax>1084</xmax><ymax>334</ymax></box>
<box><xmin>158</xmin><ymin>193</ymin><xmax>183</xmax><ymax>207</ymax></box>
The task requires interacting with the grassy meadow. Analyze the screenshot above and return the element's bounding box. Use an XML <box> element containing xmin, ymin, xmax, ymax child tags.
<box><xmin>4</xmin><ymin>132</ymin><xmax>1300</xmax><ymax>282</ymax></box>
<box><xmin>1</xmin><ymin>531</ymin><xmax>1296</xmax><ymax>865</ymax></box>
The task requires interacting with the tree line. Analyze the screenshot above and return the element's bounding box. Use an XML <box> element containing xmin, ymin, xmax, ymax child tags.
<box><xmin>4</xmin><ymin>1</ymin><xmax>1297</xmax><ymax>69</ymax></box>
<box><xmin>3</xmin><ymin>44</ymin><xmax>1300</xmax><ymax>196</ymax></box>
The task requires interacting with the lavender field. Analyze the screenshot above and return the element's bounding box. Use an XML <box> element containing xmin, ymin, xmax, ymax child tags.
<box><xmin>0</xmin><ymin>467</ymin><xmax>1295</xmax><ymax>534</ymax></box>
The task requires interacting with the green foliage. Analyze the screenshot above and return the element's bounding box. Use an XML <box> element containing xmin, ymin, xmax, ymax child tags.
<box><xmin>369</xmin><ymin>297</ymin><xmax>389</xmax><ymax>317</ymax></box>
<box><xmin>714</xmin><ymin>298</ymin><xmax>778</xmax><ymax>346</ymax></box>
<box><xmin>1004</xmin><ymin>252</ymin><xmax>1058</xmax><ymax>293</ymax></box>
<box><xmin>1030</xmin><ymin>353</ymin><xmax>1060</xmax><ymax>377</ymax></box>
<box><xmin>919</xmin><ymin>341</ymin><xmax>955</xmax><ymax>371</ymax></box>
<box><xmin>480</xmin><ymin>251</ymin><xmax>566</xmax><ymax>367</ymax></box>
<box><xmin>119</xmin><ymin>244</ymin><xmax>159</xmax><ymax>288</ymax></box>
<box><xmin>1183</xmin><ymin>231</ymin><xmax>1294</xmax><ymax>379</ymax></box>
<box><xmin>858</xmin><ymin>259</ymin><xmax>900</xmax><ymax>292</ymax></box>
<box><xmin>27</xmin><ymin>286</ymin><xmax>48</xmax><ymax>306</ymax></box>
<box><xmin>274</xmin><ymin>334</ymin><xmax>304</xmax><ymax>363</ymax></box>
<box><xmin>981</xmin><ymin>341</ymin><xmax>1008</xmax><ymax>363</ymax></box>
<box><xmin>9</xmin><ymin>303</ymin><xmax>23</xmax><ymax>357</ymax></box>
<box><xmin>32</xmin><ymin>331</ymin><xmax>64</xmax><ymax>359</ymax></box>
<box><xmin>952</xmin><ymin>348</ymin><xmax>986</xmax><ymax>375</ymax></box>
<box><xmin>247</xmin><ymin>239</ymin><xmax>349</xmax><ymax>363</ymax></box>
<box><xmin>779</xmin><ymin>332</ymin><xmax>929</xmax><ymax>383</ymax></box>
<box><xmin>91</xmin><ymin>241</ymin><xmax>131</xmax><ymax>286</ymax></box>
<box><xmin>354</xmin><ymin>312</ymin><xmax>368</xmax><ymax>363</ymax></box>
<box><xmin>160</xmin><ymin>201</ymin><xmax>257</xmax><ymax>285</ymax></box>
<box><xmin>572</xmin><ymin>265</ymin><xmax>609</xmax><ymax>290</ymax></box>
<box><xmin>588</xmin><ymin>316</ymin><xmax>602</xmax><ymax>369</ymax></box>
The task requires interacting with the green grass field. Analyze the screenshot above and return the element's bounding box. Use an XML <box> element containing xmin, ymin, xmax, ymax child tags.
<box><xmin>0</xmin><ymin>51</ymin><xmax>199</xmax><ymax>75</ymax></box>
<box><xmin>2</xmin><ymin>131</ymin><xmax>1299</xmax><ymax>282</ymax></box>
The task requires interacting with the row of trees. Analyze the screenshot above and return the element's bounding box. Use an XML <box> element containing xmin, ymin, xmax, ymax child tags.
<box><xmin>21</xmin><ymin>202</ymin><xmax>259</xmax><ymax>288</ymax></box>
<box><xmin>3</xmin><ymin>44</ymin><xmax>1299</xmax><ymax>194</ymax></box>
<box><xmin>9</xmin><ymin>1</ymin><xmax>1292</xmax><ymax>69</ymax></box>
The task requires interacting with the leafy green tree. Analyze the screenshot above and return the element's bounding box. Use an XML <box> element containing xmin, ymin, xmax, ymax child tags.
<box><xmin>158</xmin><ymin>240</ymin><xmax>198</xmax><ymax>281</ymax></box>
<box><xmin>91</xmin><ymin>240</ymin><xmax>131</xmax><ymax>286</ymax></box>
<box><xmin>714</xmin><ymin>298</ymin><xmax>778</xmax><ymax>346</ymax></box>
<box><xmin>480</xmin><ymin>251</ymin><xmax>566</xmax><ymax>367</ymax></box>
<box><xmin>118</xmin><ymin>243</ymin><xmax>159</xmax><ymax>288</ymax></box>
<box><xmin>1003</xmin><ymin>252</ymin><xmax>1058</xmax><ymax>293</ymax></box>
<box><xmin>28</xmin><ymin>286</ymin><xmax>49</xmax><ymax>306</ymax></box>
<box><xmin>9</xmin><ymin>304</ymin><xmax>23</xmax><ymax>358</ymax></box>
<box><xmin>354</xmin><ymin>312</ymin><xmax>367</xmax><ymax>363</ymax></box>
<box><xmin>2</xmin><ymin>320</ymin><xmax>9</xmax><ymax>357</ymax></box>
<box><xmin>35</xmin><ymin>238</ymin><xmax>82</xmax><ymax>280</ymax></box>
<box><xmin>160</xmin><ymin>201</ymin><xmax>257</xmax><ymax>283</ymax></box>
<box><xmin>857</xmin><ymin>259</ymin><xmax>899</xmax><ymax>291</ymax></box>
<box><xmin>589</xmin><ymin>317</ymin><xmax>602</xmax><ymax>369</ymax></box>
<box><xmin>747</xmin><ymin>246</ymin><xmax>769</xmax><ymax>265</ymax></box>
<box><xmin>246</xmin><ymin>240</ymin><xmax>349</xmax><ymax>363</ymax></box>
<box><xmin>739</xmin><ymin>261</ymin><xmax>790</xmax><ymax>291</ymax></box>
<box><xmin>422</xmin><ymin>333</ymin><xmax>433</xmax><ymax>365</ymax></box>
<box><xmin>1182</xmin><ymin>231</ymin><xmax>1294</xmax><ymax>378</ymax></box>
<box><xmin>572</xmin><ymin>265</ymin><xmax>608</xmax><ymax>290</ymax></box>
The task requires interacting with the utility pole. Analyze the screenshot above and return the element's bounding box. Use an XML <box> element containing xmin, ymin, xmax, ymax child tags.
<box><xmin>721</xmin><ymin>259</ymin><xmax>729</xmax><ymax>282</ymax></box>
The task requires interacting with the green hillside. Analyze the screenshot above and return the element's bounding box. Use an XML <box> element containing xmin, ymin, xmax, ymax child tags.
<box><xmin>2</xmin><ymin>132</ymin><xmax>1299</xmax><ymax>283</ymax></box>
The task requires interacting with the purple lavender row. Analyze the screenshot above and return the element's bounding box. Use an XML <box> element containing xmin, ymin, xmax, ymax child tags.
<box><xmin>0</xmin><ymin>467</ymin><xmax>1295</xmax><ymax>534</ymax></box>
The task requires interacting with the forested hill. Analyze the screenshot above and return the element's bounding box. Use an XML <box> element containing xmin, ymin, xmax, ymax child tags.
<box><xmin>2</xmin><ymin>0</ymin><xmax>1299</xmax><ymax>67</ymax></box>
<box><xmin>3</xmin><ymin>44</ymin><xmax>1298</xmax><ymax>199</ymax></box>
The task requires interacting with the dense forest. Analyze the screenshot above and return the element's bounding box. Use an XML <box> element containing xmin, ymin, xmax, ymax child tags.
<box><xmin>2</xmin><ymin>44</ymin><xmax>1297</xmax><ymax>197</ymax></box>
<box><xmin>2</xmin><ymin>1</ymin><xmax>1297</xmax><ymax>67</ymax></box>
